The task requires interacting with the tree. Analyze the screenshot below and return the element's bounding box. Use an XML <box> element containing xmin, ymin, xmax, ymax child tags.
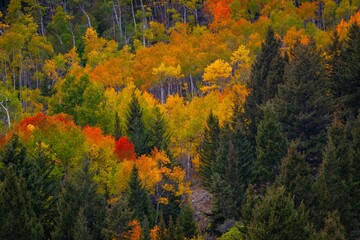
<box><xmin>126</xmin><ymin>164</ymin><xmax>154</xmax><ymax>225</ymax></box>
<box><xmin>333</xmin><ymin>23</ymin><xmax>360</xmax><ymax>120</ymax></box>
<box><xmin>126</xmin><ymin>93</ymin><xmax>150</xmax><ymax>156</ymax></box>
<box><xmin>275</xmin><ymin>40</ymin><xmax>332</xmax><ymax>167</ymax></box>
<box><xmin>149</xmin><ymin>107</ymin><xmax>170</xmax><ymax>153</ymax></box>
<box><xmin>245</xmin><ymin>27</ymin><xmax>284</xmax><ymax>139</ymax></box>
<box><xmin>276</xmin><ymin>142</ymin><xmax>313</xmax><ymax>207</ymax></box>
<box><xmin>178</xmin><ymin>203</ymin><xmax>197</xmax><ymax>239</ymax></box>
<box><xmin>248</xmin><ymin>186</ymin><xmax>315</xmax><ymax>240</ymax></box>
<box><xmin>52</xmin><ymin>157</ymin><xmax>105</xmax><ymax>240</ymax></box>
<box><xmin>199</xmin><ymin>111</ymin><xmax>220</xmax><ymax>189</ymax></box>
<box><xmin>318</xmin><ymin>211</ymin><xmax>346</xmax><ymax>240</ymax></box>
<box><xmin>0</xmin><ymin>167</ymin><xmax>43</xmax><ymax>240</ymax></box>
<box><xmin>252</xmin><ymin>102</ymin><xmax>287</xmax><ymax>191</ymax></box>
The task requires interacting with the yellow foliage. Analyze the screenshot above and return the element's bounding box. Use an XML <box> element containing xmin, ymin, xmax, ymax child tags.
<box><xmin>203</xmin><ymin>59</ymin><xmax>232</xmax><ymax>83</ymax></box>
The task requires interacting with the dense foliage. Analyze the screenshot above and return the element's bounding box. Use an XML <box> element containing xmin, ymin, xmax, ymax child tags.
<box><xmin>0</xmin><ymin>0</ymin><xmax>360</xmax><ymax>239</ymax></box>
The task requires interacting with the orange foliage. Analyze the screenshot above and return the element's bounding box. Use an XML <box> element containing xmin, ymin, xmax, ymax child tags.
<box><xmin>82</xmin><ymin>126</ymin><xmax>115</xmax><ymax>146</ymax></box>
<box><xmin>297</xmin><ymin>2</ymin><xmax>318</xmax><ymax>22</ymax></box>
<box><xmin>336</xmin><ymin>10</ymin><xmax>360</xmax><ymax>39</ymax></box>
<box><xmin>150</xmin><ymin>225</ymin><xmax>159</xmax><ymax>240</ymax></box>
<box><xmin>205</xmin><ymin>0</ymin><xmax>233</xmax><ymax>23</ymax></box>
<box><xmin>123</xmin><ymin>220</ymin><xmax>142</xmax><ymax>240</ymax></box>
<box><xmin>113</xmin><ymin>136</ymin><xmax>136</xmax><ymax>161</ymax></box>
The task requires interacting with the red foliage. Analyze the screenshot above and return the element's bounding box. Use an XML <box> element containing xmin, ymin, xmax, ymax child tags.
<box><xmin>114</xmin><ymin>136</ymin><xmax>136</xmax><ymax>161</ymax></box>
<box><xmin>205</xmin><ymin>0</ymin><xmax>232</xmax><ymax>23</ymax></box>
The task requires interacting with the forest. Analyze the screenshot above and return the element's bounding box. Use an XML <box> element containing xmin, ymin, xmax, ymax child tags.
<box><xmin>0</xmin><ymin>0</ymin><xmax>360</xmax><ymax>239</ymax></box>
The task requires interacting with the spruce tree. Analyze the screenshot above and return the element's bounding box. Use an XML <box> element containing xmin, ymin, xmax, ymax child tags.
<box><xmin>318</xmin><ymin>211</ymin><xmax>346</xmax><ymax>240</ymax></box>
<box><xmin>178</xmin><ymin>203</ymin><xmax>197</xmax><ymax>239</ymax></box>
<box><xmin>126</xmin><ymin>93</ymin><xmax>150</xmax><ymax>156</ymax></box>
<box><xmin>245</xmin><ymin>27</ymin><xmax>284</xmax><ymax>139</ymax></box>
<box><xmin>276</xmin><ymin>142</ymin><xmax>313</xmax><ymax>207</ymax></box>
<box><xmin>334</xmin><ymin>23</ymin><xmax>360</xmax><ymax>119</ymax></box>
<box><xmin>199</xmin><ymin>111</ymin><xmax>220</xmax><ymax>189</ymax></box>
<box><xmin>252</xmin><ymin>102</ymin><xmax>287</xmax><ymax>191</ymax></box>
<box><xmin>149</xmin><ymin>107</ymin><xmax>170</xmax><ymax>153</ymax></box>
<box><xmin>248</xmin><ymin>186</ymin><xmax>315</xmax><ymax>240</ymax></box>
<box><xmin>314</xmin><ymin>120</ymin><xmax>354</xmax><ymax>236</ymax></box>
<box><xmin>0</xmin><ymin>167</ymin><xmax>43</xmax><ymax>240</ymax></box>
<box><xmin>275</xmin><ymin>40</ymin><xmax>332</xmax><ymax>167</ymax></box>
<box><xmin>127</xmin><ymin>164</ymin><xmax>154</xmax><ymax>224</ymax></box>
<box><xmin>52</xmin><ymin>157</ymin><xmax>105</xmax><ymax>240</ymax></box>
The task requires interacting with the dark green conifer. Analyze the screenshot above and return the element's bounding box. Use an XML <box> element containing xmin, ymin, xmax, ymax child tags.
<box><xmin>276</xmin><ymin>142</ymin><xmax>313</xmax><ymax>207</ymax></box>
<box><xmin>252</xmin><ymin>102</ymin><xmax>287</xmax><ymax>191</ymax></box>
<box><xmin>149</xmin><ymin>107</ymin><xmax>170</xmax><ymax>153</ymax></box>
<box><xmin>248</xmin><ymin>186</ymin><xmax>315</xmax><ymax>240</ymax></box>
<box><xmin>126</xmin><ymin>93</ymin><xmax>151</xmax><ymax>156</ymax></box>
<box><xmin>275</xmin><ymin>40</ymin><xmax>332</xmax><ymax>167</ymax></box>
<box><xmin>318</xmin><ymin>211</ymin><xmax>346</xmax><ymax>240</ymax></box>
<box><xmin>199</xmin><ymin>111</ymin><xmax>220</xmax><ymax>189</ymax></box>
<box><xmin>114</xmin><ymin>111</ymin><xmax>122</xmax><ymax>140</ymax></box>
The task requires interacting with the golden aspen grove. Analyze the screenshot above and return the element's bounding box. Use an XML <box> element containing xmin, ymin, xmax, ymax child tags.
<box><xmin>0</xmin><ymin>0</ymin><xmax>360</xmax><ymax>239</ymax></box>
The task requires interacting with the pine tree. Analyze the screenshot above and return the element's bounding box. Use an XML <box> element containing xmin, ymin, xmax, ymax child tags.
<box><xmin>276</xmin><ymin>142</ymin><xmax>313</xmax><ymax>207</ymax></box>
<box><xmin>73</xmin><ymin>208</ymin><xmax>93</xmax><ymax>240</ymax></box>
<box><xmin>52</xmin><ymin>157</ymin><xmax>105</xmax><ymax>240</ymax></box>
<box><xmin>114</xmin><ymin>111</ymin><xmax>122</xmax><ymax>140</ymax></box>
<box><xmin>275</xmin><ymin>40</ymin><xmax>332</xmax><ymax>167</ymax></box>
<box><xmin>248</xmin><ymin>186</ymin><xmax>315</xmax><ymax>240</ymax></box>
<box><xmin>0</xmin><ymin>167</ymin><xmax>43</xmax><ymax>240</ymax></box>
<box><xmin>314</xmin><ymin>120</ymin><xmax>353</xmax><ymax>236</ymax></box>
<box><xmin>149</xmin><ymin>107</ymin><xmax>170</xmax><ymax>153</ymax></box>
<box><xmin>334</xmin><ymin>23</ymin><xmax>360</xmax><ymax>119</ymax></box>
<box><xmin>178</xmin><ymin>203</ymin><xmax>197</xmax><ymax>239</ymax></box>
<box><xmin>318</xmin><ymin>211</ymin><xmax>346</xmax><ymax>240</ymax></box>
<box><xmin>252</xmin><ymin>102</ymin><xmax>287</xmax><ymax>191</ymax></box>
<box><xmin>245</xmin><ymin>27</ymin><xmax>284</xmax><ymax>139</ymax></box>
<box><xmin>127</xmin><ymin>164</ymin><xmax>154</xmax><ymax>224</ymax></box>
<box><xmin>199</xmin><ymin>111</ymin><xmax>220</xmax><ymax>189</ymax></box>
<box><xmin>126</xmin><ymin>93</ymin><xmax>150</xmax><ymax>156</ymax></box>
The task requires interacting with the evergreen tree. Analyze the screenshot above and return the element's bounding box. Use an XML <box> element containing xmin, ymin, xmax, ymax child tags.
<box><xmin>103</xmin><ymin>195</ymin><xmax>132</xmax><ymax>239</ymax></box>
<box><xmin>199</xmin><ymin>111</ymin><xmax>220</xmax><ymax>189</ymax></box>
<box><xmin>248</xmin><ymin>186</ymin><xmax>315</xmax><ymax>240</ymax></box>
<box><xmin>334</xmin><ymin>23</ymin><xmax>360</xmax><ymax>119</ymax></box>
<box><xmin>275</xmin><ymin>40</ymin><xmax>332</xmax><ymax>167</ymax></box>
<box><xmin>0</xmin><ymin>167</ymin><xmax>43</xmax><ymax>240</ymax></box>
<box><xmin>241</xmin><ymin>184</ymin><xmax>259</xmax><ymax>225</ymax></box>
<box><xmin>178</xmin><ymin>203</ymin><xmax>197</xmax><ymax>238</ymax></box>
<box><xmin>252</xmin><ymin>102</ymin><xmax>287</xmax><ymax>191</ymax></box>
<box><xmin>73</xmin><ymin>208</ymin><xmax>93</xmax><ymax>240</ymax></box>
<box><xmin>318</xmin><ymin>211</ymin><xmax>346</xmax><ymax>240</ymax></box>
<box><xmin>245</xmin><ymin>27</ymin><xmax>284</xmax><ymax>139</ymax></box>
<box><xmin>149</xmin><ymin>107</ymin><xmax>170</xmax><ymax>153</ymax></box>
<box><xmin>276</xmin><ymin>142</ymin><xmax>313</xmax><ymax>207</ymax></box>
<box><xmin>126</xmin><ymin>164</ymin><xmax>154</xmax><ymax>224</ymax></box>
<box><xmin>314</xmin><ymin>120</ymin><xmax>354</xmax><ymax>236</ymax></box>
<box><xmin>126</xmin><ymin>93</ymin><xmax>151</xmax><ymax>156</ymax></box>
<box><xmin>114</xmin><ymin>111</ymin><xmax>122</xmax><ymax>140</ymax></box>
<box><xmin>52</xmin><ymin>157</ymin><xmax>105</xmax><ymax>240</ymax></box>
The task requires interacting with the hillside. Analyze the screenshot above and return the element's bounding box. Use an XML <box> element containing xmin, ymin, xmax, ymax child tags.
<box><xmin>0</xmin><ymin>0</ymin><xmax>360</xmax><ymax>239</ymax></box>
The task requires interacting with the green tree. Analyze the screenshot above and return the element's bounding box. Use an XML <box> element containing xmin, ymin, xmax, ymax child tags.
<box><xmin>245</xmin><ymin>27</ymin><xmax>284</xmax><ymax>139</ymax></box>
<box><xmin>0</xmin><ymin>167</ymin><xmax>43</xmax><ymax>240</ymax></box>
<box><xmin>252</xmin><ymin>102</ymin><xmax>287</xmax><ymax>191</ymax></box>
<box><xmin>126</xmin><ymin>93</ymin><xmax>150</xmax><ymax>156</ymax></box>
<box><xmin>314</xmin><ymin>120</ymin><xmax>354</xmax><ymax>236</ymax></box>
<box><xmin>318</xmin><ymin>211</ymin><xmax>346</xmax><ymax>240</ymax></box>
<box><xmin>52</xmin><ymin>157</ymin><xmax>105</xmax><ymax>240</ymax></box>
<box><xmin>334</xmin><ymin>23</ymin><xmax>360</xmax><ymax>120</ymax></box>
<box><xmin>275</xmin><ymin>40</ymin><xmax>332</xmax><ymax>168</ymax></box>
<box><xmin>199</xmin><ymin>111</ymin><xmax>220</xmax><ymax>189</ymax></box>
<box><xmin>149</xmin><ymin>107</ymin><xmax>170</xmax><ymax>153</ymax></box>
<box><xmin>276</xmin><ymin>142</ymin><xmax>313</xmax><ymax>207</ymax></box>
<box><xmin>126</xmin><ymin>164</ymin><xmax>154</xmax><ymax>224</ymax></box>
<box><xmin>248</xmin><ymin>186</ymin><xmax>314</xmax><ymax>240</ymax></box>
<box><xmin>114</xmin><ymin>111</ymin><xmax>122</xmax><ymax>140</ymax></box>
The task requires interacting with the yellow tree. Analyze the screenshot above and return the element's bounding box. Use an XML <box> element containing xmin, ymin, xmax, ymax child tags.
<box><xmin>230</xmin><ymin>44</ymin><xmax>252</xmax><ymax>82</ymax></box>
<box><xmin>202</xmin><ymin>59</ymin><xmax>232</xmax><ymax>92</ymax></box>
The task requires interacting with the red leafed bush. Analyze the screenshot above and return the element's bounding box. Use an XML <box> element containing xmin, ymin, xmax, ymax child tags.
<box><xmin>114</xmin><ymin>136</ymin><xmax>136</xmax><ymax>161</ymax></box>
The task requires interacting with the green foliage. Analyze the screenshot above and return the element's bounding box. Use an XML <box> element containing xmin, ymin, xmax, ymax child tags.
<box><xmin>275</xmin><ymin>40</ymin><xmax>332</xmax><ymax>167</ymax></box>
<box><xmin>245</xmin><ymin>27</ymin><xmax>284</xmax><ymax>139</ymax></box>
<box><xmin>318</xmin><ymin>211</ymin><xmax>346</xmax><ymax>240</ymax></box>
<box><xmin>252</xmin><ymin>102</ymin><xmax>287</xmax><ymax>190</ymax></box>
<box><xmin>248</xmin><ymin>186</ymin><xmax>315</xmax><ymax>240</ymax></box>
<box><xmin>199</xmin><ymin>111</ymin><xmax>220</xmax><ymax>189</ymax></box>
<box><xmin>114</xmin><ymin>111</ymin><xmax>122</xmax><ymax>140</ymax></box>
<box><xmin>127</xmin><ymin>164</ymin><xmax>154</xmax><ymax>224</ymax></box>
<box><xmin>220</xmin><ymin>224</ymin><xmax>247</xmax><ymax>240</ymax></box>
<box><xmin>276</xmin><ymin>142</ymin><xmax>313</xmax><ymax>207</ymax></box>
<box><xmin>126</xmin><ymin>93</ymin><xmax>151</xmax><ymax>156</ymax></box>
<box><xmin>52</xmin><ymin>157</ymin><xmax>105</xmax><ymax>240</ymax></box>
